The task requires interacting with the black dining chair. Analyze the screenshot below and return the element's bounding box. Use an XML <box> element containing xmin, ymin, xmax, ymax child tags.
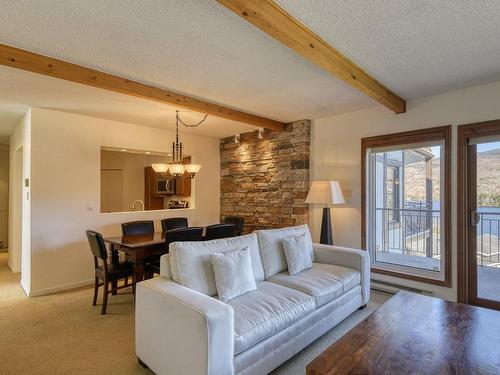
<box><xmin>86</xmin><ymin>230</ymin><xmax>134</xmax><ymax>315</ymax></box>
<box><xmin>146</xmin><ymin>227</ymin><xmax>204</xmax><ymax>274</ymax></box>
<box><xmin>121</xmin><ymin>220</ymin><xmax>155</xmax><ymax>236</ymax></box>
<box><xmin>223</xmin><ymin>216</ymin><xmax>245</xmax><ymax>236</ymax></box>
<box><xmin>161</xmin><ymin>217</ymin><xmax>188</xmax><ymax>232</ymax></box>
<box><xmin>204</xmin><ymin>223</ymin><xmax>237</xmax><ymax>241</ymax></box>
<box><xmin>165</xmin><ymin>227</ymin><xmax>204</xmax><ymax>250</ymax></box>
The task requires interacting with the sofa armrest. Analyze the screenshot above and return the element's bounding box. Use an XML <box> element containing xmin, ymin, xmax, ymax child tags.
<box><xmin>313</xmin><ymin>243</ymin><xmax>370</xmax><ymax>305</ymax></box>
<box><xmin>159</xmin><ymin>253</ymin><xmax>171</xmax><ymax>278</ymax></box>
<box><xmin>136</xmin><ymin>277</ymin><xmax>234</xmax><ymax>375</ymax></box>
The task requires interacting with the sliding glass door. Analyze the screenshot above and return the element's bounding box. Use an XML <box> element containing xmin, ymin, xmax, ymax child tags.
<box><xmin>466</xmin><ymin>138</ymin><xmax>500</xmax><ymax>309</ymax></box>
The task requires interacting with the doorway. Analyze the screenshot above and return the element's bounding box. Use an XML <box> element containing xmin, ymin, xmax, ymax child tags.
<box><xmin>0</xmin><ymin>143</ymin><xmax>8</xmax><ymax>253</ymax></box>
<box><xmin>458</xmin><ymin>120</ymin><xmax>500</xmax><ymax>310</ymax></box>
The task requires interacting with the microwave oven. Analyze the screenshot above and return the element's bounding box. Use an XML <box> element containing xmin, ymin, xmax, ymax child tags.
<box><xmin>156</xmin><ymin>176</ymin><xmax>175</xmax><ymax>195</ymax></box>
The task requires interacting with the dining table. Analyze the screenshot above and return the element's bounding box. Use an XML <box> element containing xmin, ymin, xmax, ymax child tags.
<box><xmin>104</xmin><ymin>232</ymin><xmax>167</xmax><ymax>286</ymax></box>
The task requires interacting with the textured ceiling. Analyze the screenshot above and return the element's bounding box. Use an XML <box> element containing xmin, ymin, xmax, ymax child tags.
<box><xmin>276</xmin><ymin>0</ymin><xmax>500</xmax><ymax>99</ymax></box>
<box><xmin>0</xmin><ymin>66</ymin><xmax>255</xmax><ymax>138</ymax></box>
<box><xmin>0</xmin><ymin>0</ymin><xmax>375</xmax><ymax>129</ymax></box>
<box><xmin>0</xmin><ymin>0</ymin><xmax>499</xmax><ymax>136</ymax></box>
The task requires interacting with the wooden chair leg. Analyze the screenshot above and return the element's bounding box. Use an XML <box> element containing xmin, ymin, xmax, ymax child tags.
<box><xmin>92</xmin><ymin>277</ymin><xmax>99</xmax><ymax>306</ymax></box>
<box><xmin>112</xmin><ymin>280</ymin><xmax>118</xmax><ymax>295</ymax></box>
<box><xmin>101</xmin><ymin>280</ymin><xmax>109</xmax><ymax>315</ymax></box>
<box><xmin>125</xmin><ymin>277</ymin><xmax>129</xmax><ymax>287</ymax></box>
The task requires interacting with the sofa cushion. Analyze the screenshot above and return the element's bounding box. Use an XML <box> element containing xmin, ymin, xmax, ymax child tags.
<box><xmin>227</xmin><ymin>281</ymin><xmax>315</xmax><ymax>355</ymax></box>
<box><xmin>268</xmin><ymin>263</ymin><xmax>361</xmax><ymax>308</ymax></box>
<box><xmin>256</xmin><ymin>225</ymin><xmax>313</xmax><ymax>278</ymax></box>
<box><xmin>169</xmin><ymin>233</ymin><xmax>264</xmax><ymax>296</ymax></box>
<box><xmin>282</xmin><ymin>233</ymin><xmax>313</xmax><ymax>275</ymax></box>
<box><xmin>210</xmin><ymin>247</ymin><xmax>257</xmax><ymax>302</ymax></box>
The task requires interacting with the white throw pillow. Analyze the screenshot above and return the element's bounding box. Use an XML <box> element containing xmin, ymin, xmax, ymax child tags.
<box><xmin>256</xmin><ymin>224</ymin><xmax>313</xmax><ymax>278</ymax></box>
<box><xmin>169</xmin><ymin>233</ymin><xmax>264</xmax><ymax>296</ymax></box>
<box><xmin>210</xmin><ymin>247</ymin><xmax>257</xmax><ymax>302</ymax></box>
<box><xmin>282</xmin><ymin>233</ymin><xmax>313</xmax><ymax>275</ymax></box>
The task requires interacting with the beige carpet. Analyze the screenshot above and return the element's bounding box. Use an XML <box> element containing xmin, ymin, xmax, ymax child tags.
<box><xmin>0</xmin><ymin>253</ymin><xmax>390</xmax><ymax>374</ymax></box>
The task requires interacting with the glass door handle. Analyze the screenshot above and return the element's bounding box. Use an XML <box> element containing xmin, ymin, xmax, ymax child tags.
<box><xmin>470</xmin><ymin>209</ymin><xmax>480</xmax><ymax>226</ymax></box>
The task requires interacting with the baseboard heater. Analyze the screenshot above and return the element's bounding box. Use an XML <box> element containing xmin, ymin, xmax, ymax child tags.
<box><xmin>370</xmin><ymin>279</ymin><xmax>434</xmax><ymax>296</ymax></box>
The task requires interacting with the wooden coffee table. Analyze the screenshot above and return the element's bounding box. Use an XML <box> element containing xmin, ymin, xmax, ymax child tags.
<box><xmin>307</xmin><ymin>291</ymin><xmax>500</xmax><ymax>375</ymax></box>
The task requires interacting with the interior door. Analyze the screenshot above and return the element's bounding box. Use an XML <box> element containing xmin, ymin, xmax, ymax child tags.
<box><xmin>466</xmin><ymin>139</ymin><xmax>500</xmax><ymax>310</ymax></box>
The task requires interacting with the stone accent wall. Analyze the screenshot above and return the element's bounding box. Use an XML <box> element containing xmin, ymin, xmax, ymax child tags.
<box><xmin>220</xmin><ymin>120</ymin><xmax>310</xmax><ymax>233</ymax></box>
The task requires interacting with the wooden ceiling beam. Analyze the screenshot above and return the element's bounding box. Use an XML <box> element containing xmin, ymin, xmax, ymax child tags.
<box><xmin>0</xmin><ymin>43</ymin><xmax>286</xmax><ymax>131</ymax></box>
<box><xmin>217</xmin><ymin>0</ymin><xmax>406</xmax><ymax>114</ymax></box>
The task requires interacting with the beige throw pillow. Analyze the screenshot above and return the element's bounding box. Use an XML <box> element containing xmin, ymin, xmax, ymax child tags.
<box><xmin>282</xmin><ymin>233</ymin><xmax>313</xmax><ymax>275</ymax></box>
<box><xmin>209</xmin><ymin>247</ymin><xmax>257</xmax><ymax>302</ymax></box>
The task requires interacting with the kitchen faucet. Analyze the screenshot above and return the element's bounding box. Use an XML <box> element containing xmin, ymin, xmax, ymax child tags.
<box><xmin>131</xmin><ymin>199</ymin><xmax>145</xmax><ymax>211</ymax></box>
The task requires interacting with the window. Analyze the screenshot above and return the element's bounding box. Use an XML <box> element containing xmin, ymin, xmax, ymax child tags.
<box><xmin>362</xmin><ymin>126</ymin><xmax>451</xmax><ymax>286</ymax></box>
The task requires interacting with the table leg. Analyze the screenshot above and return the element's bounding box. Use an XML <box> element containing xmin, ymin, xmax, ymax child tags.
<box><xmin>109</xmin><ymin>244</ymin><xmax>119</xmax><ymax>295</ymax></box>
<box><xmin>110</xmin><ymin>244</ymin><xmax>119</xmax><ymax>264</ymax></box>
<box><xmin>134</xmin><ymin>263</ymin><xmax>144</xmax><ymax>284</ymax></box>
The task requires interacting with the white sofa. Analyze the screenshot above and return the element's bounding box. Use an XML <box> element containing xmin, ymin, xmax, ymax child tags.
<box><xmin>136</xmin><ymin>225</ymin><xmax>370</xmax><ymax>375</ymax></box>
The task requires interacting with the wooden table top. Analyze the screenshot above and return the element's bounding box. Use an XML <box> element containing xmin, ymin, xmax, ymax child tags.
<box><xmin>307</xmin><ymin>291</ymin><xmax>500</xmax><ymax>375</ymax></box>
<box><xmin>104</xmin><ymin>232</ymin><xmax>166</xmax><ymax>248</ymax></box>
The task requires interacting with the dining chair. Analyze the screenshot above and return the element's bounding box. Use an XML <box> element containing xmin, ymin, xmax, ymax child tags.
<box><xmin>165</xmin><ymin>226</ymin><xmax>204</xmax><ymax>250</ymax></box>
<box><xmin>161</xmin><ymin>217</ymin><xmax>188</xmax><ymax>232</ymax></box>
<box><xmin>86</xmin><ymin>230</ymin><xmax>135</xmax><ymax>315</ymax></box>
<box><xmin>223</xmin><ymin>216</ymin><xmax>245</xmax><ymax>236</ymax></box>
<box><xmin>146</xmin><ymin>227</ymin><xmax>203</xmax><ymax>274</ymax></box>
<box><xmin>204</xmin><ymin>223</ymin><xmax>237</xmax><ymax>241</ymax></box>
<box><xmin>121</xmin><ymin>220</ymin><xmax>155</xmax><ymax>236</ymax></box>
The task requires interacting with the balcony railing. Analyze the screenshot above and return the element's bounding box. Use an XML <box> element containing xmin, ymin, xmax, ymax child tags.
<box><xmin>477</xmin><ymin>211</ymin><xmax>500</xmax><ymax>267</ymax></box>
<box><xmin>376</xmin><ymin>207</ymin><xmax>441</xmax><ymax>259</ymax></box>
<box><xmin>376</xmin><ymin>207</ymin><xmax>500</xmax><ymax>268</ymax></box>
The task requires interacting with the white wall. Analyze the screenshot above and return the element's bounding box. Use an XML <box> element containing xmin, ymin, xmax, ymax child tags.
<box><xmin>0</xmin><ymin>144</ymin><xmax>9</xmax><ymax>250</ymax></box>
<box><xmin>8</xmin><ymin>109</ymin><xmax>31</xmax><ymax>296</ymax></box>
<box><xmin>310</xmin><ymin>80</ymin><xmax>500</xmax><ymax>301</ymax></box>
<box><xmin>29</xmin><ymin>108</ymin><xmax>220</xmax><ymax>296</ymax></box>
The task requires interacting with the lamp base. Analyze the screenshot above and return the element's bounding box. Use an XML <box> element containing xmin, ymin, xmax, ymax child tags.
<box><xmin>320</xmin><ymin>207</ymin><xmax>333</xmax><ymax>245</ymax></box>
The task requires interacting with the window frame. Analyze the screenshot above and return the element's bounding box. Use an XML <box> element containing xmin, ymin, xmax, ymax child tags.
<box><xmin>361</xmin><ymin>125</ymin><xmax>452</xmax><ymax>287</ymax></box>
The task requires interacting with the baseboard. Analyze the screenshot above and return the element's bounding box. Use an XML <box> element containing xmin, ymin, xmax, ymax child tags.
<box><xmin>7</xmin><ymin>262</ymin><xmax>20</xmax><ymax>273</ymax></box>
<box><xmin>29</xmin><ymin>279</ymin><xmax>94</xmax><ymax>297</ymax></box>
<box><xmin>371</xmin><ymin>279</ymin><xmax>434</xmax><ymax>296</ymax></box>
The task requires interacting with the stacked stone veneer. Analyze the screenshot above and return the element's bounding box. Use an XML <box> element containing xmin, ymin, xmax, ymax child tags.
<box><xmin>220</xmin><ymin>120</ymin><xmax>310</xmax><ymax>233</ymax></box>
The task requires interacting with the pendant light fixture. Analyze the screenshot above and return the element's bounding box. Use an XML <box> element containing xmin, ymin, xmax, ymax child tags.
<box><xmin>152</xmin><ymin>110</ymin><xmax>207</xmax><ymax>178</ymax></box>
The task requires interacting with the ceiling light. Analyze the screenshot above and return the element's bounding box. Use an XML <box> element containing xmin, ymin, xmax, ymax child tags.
<box><xmin>258</xmin><ymin>128</ymin><xmax>264</xmax><ymax>139</ymax></box>
<box><xmin>151</xmin><ymin>164</ymin><xmax>169</xmax><ymax>173</ymax></box>
<box><xmin>150</xmin><ymin>110</ymin><xmax>206</xmax><ymax>178</ymax></box>
<box><xmin>169</xmin><ymin>163</ymin><xmax>186</xmax><ymax>177</ymax></box>
<box><xmin>121</xmin><ymin>149</ymin><xmax>127</xmax><ymax>152</ymax></box>
<box><xmin>185</xmin><ymin>164</ymin><xmax>201</xmax><ymax>179</ymax></box>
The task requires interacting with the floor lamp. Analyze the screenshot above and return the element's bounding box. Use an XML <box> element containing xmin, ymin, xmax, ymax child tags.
<box><xmin>305</xmin><ymin>181</ymin><xmax>345</xmax><ymax>245</ymax></box>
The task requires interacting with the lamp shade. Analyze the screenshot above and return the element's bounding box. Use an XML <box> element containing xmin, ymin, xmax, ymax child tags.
<box><xmin>168</xmin><ymin>164</ymin><xmax>186</xmax><ymax>176</ymax></box>
<box><xmin>151</xmin><ymin>163</ymin><xmax>169</xmax><ymax>173</ymax></box>
<box><xmin>185</xmin><ymin>164</ymin><xmax>201</xmax><ymax>174</ymax></box>
<box><xmin>305</xmin><ymin>181</ymin><xmax>345</xmax><ymax>205</ymax></box>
